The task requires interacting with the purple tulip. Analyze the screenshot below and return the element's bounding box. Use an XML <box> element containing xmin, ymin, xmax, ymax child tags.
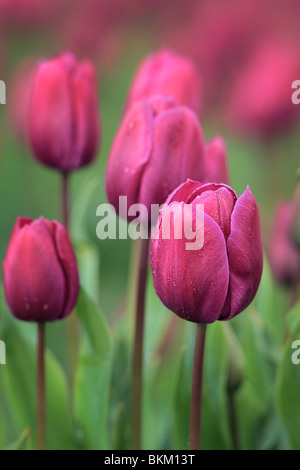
<box><xmin>29</xmin><ymin>51</ymin><xmax>101</xmax><ymax>172</ymax></box>
<box><xmin>125</xmin><ymin>48</ymin><xmax>202</xmax><ymax>115</ymax></box>
<box><xmin>105</xmin><ymin>95</ymin><xmax>205</xmax><ymax>223</ymax></box>
<box><xmin>3</xmin><ymin>217</ymin><xmax>80</xmax><ymax>322</ymax></box>
<box><xmin>150</xmin><ymin>179</ymin><xmax>263</xmax><ymax>323</ymax></box>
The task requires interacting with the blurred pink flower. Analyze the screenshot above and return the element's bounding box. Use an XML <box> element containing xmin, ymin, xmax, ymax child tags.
<box><xmin>269</xmin><ymin>200</ymin><xmax>300</xmax><ymax>286</ymax></box>
<box><xmin>225</xmin><ymin>41</ymin><xmax>300</xmax><ymax>139</ymax></box>
<box><xmin>9</xmin><ymin>58</ymin><xmax>36</xmax><ymax>142</ymax></box>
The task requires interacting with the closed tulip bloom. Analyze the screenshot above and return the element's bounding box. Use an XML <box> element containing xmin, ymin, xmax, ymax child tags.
<box><xmin>105</xmin><ymin>95</ymin><xmax>205</xmax><ymax>223</ymax></box>
<box><xmin>203</xmin><ymin>136</ymin><xmax>230</xmax><ymax>185</ymax></box>
<box><xmin>125</xmin><ymin>48</ymin><xmax>201</xmax><ymax>115</ymax></box>
<box><xmin>151</xmin><ymin>179</ymin><xmax>263</xmax><ymax>323</ymax></box>
<box><xmin>3</xmin><ymin>217</ymin><xmax>80</xmax><ymax>322</ymax></box>
<box><xmin>268</xmin><ymin>201</ymin><xmax>300</xmax><ymax>285</ymax></box>
<box><xmin>29</xmin><ymin>51</ymin><xmax>101</xmax><ymax>172</ymax></box>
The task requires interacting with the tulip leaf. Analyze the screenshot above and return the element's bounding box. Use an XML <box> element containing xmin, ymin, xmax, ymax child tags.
<box><xmin>0</xmin><ymin>311</ymin><xmax>75</xmax><ymax>449</ymax></box>
<box><xmin>276</xmin><ymin>314</ymin><xmax>300</xmax><ymax>450</ymax></box>
<box><xmin>172</xmin><ymin>344</ymin><xmax>191</xmax><ymax>450</ymax></box>
<box><xmin>73</xmin><ymin>287</ymin><xmax>112</xmax><ymax>450</ymax></box>
<box><xmin>6</xmin><ymin>428</ymin><xmax>31</xmax><ymax>450</ymax></box>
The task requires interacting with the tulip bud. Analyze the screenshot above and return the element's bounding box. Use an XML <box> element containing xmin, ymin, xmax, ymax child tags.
<box><xmin>29</xmin><ymin>51</ymin><xmax>101</xmax><ymax>172</ymax></box>
<box><xmin>105</xmin><ymin>95</ymin><xmax>205</xmax><ymax>224</ymax></box>
<box><xmin>125</xmin><ymin>48</ymin><xmax>202</xmax><ymax>115</ymax></box>
<box><xmin>203</xmin><ymin>136</ymin><xmax>230</xmax><ymax>185</ymax></box>
<box><xmin>269</xmin><ymin>201</ymin><xmax>300</xmax><ymax>285</ymax></box>
<box><xmin>3</xmin><ymin>217</ymin><xmax>80</xmax><ymax>322</ymax></box>
<box><xmin>150</xmin><ymin>180</ymin><xmax>263</xmax><ymax>323</ymax></box>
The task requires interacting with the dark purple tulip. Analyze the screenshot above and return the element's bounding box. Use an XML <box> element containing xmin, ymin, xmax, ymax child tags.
<box><xmin>3</xmin><ymin>217</ymin><xmax>80</xmax><ymax>322</ymax></box>
<box><xmin>29</xmin><ymin>51</ymin><xmax>101</xmax><ymax>172</ymax></box>
<box><xmin>105</xmin><ymin>95</ymin><xmax>205</xmax><ymax>223</ymax></box>
<box><xmin>268</xmin><ymin>201</ymin><xmax>300</xmax><ymax>285</ymax></box>
<box><xmin>151</xmin><ymin>180</ymin><xmax>263</xmax><ymax>323</ymax></box>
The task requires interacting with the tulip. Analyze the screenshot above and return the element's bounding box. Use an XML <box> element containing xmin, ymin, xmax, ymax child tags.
<box><xmin>3</xmin><ymin>217</ymin><xmax>80</xmax><ymax>322</ymax></box>
<box><xmin>268</xmin><ymin>201</ymin><xmax>300</xmax><ymax>286</ymax></box>
<box><xmin>125</xmin><ymin>48</ymin><xmax>201</xmax><ymax>115</ymax></box>
<box><xmin>225</xmin><ymin>40</ymin><xmax>300</xmax><ymax>138</ymax></box>
<box><xmin>151</xmin><ymin>179</ymin><xmax>263</xmax><ymax>323</ymax></box>
<box><xmin>29</xmin><ymin>51</ymin><xmax>101</xmax><ymax>172</ymax></box>
<box><xmin>203</xmin><ymin>135</ymin><xmax>230</xmax><ymax>185</ymax></box>
<box><xmin>105</xmin><ymin>94</ymin><xmax>205</xmax><ymax>223</ymax></box>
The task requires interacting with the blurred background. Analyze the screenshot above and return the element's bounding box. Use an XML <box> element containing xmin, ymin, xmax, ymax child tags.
<box><xmin>1</xmin><ymin>0</ymin><xmax>300</xmax><ymax>451</ymax></box>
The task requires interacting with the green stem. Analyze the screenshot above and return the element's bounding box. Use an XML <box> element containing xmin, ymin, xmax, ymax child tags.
<box><xmin>227</xmin><ymin>389</ymin><xmax>239</xmax><ymax>450</ymax></box>
<box><xmin>189</xmin><ymin>323</ymin><xmax>207</xmax><ymax>450</ymax></box>
<box><xmin>62</xmin><ymin>172</ymin><xmax>70</xmax><ymax>229</ymax></box>
<box><xmin>37</xmin><ymin>322</ymin><xmax>46</xmax><ymax>451</ymax></box>
<box><xmin>61</xmin><ymin>171</ymin><xmax>78</xmax><ymax>384</ymax></box>
<box><xmin>132</xmin><ymin>236</ymin><xmax>150</xmax><ymax>450</ymax></box>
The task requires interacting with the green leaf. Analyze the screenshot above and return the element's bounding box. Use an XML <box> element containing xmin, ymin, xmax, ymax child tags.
<box><xmin>172</xmin><ymin>344</ymin><xmax>191</xmax><ymax>450</ymax></box>
<box><xmin>1</xmin><ymin>316</ymin><xmax>75</xmax><ymax>450</ymax></box>
<box><xmin>276</xmin><ymin>316</ymin><xmax>300</xmax><ymax>449</ymax></box>
<box><xmin>6</xmin><ymin>428</ymin><xmax>31</xmax><ymax>450</ymax></box>
<box><xmin>73</xmin><ymin>287</ymin><xmax>112</xmax><ymax>450</ymax></box>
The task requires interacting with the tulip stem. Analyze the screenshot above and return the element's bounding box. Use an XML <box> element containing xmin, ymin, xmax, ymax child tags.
<box><xmin>227</xmin><ymin>389</ymin><xmax>239</xmax><ymax>450</ymax></box>
<box><xmin>189</xmin><ymin>323</ymin><xmax>207</xmax><ymax>450</ymax></box>
<box><xmin>37</xmin><ymin>322</ymin><xmax>46</xmax><ymax>451</ymax></box>
<box><xmin>132</xmin><ymin>236</ymin><xmax>150</xmax><ymax>450</ymax></box>
<box><xmin>62</xmin><ymin>172</ymin><xmax>70</xmax><ymax>229</ymax></box>
<box><xmin>61</xmin><ymin>171</ymin><xmax>79</xmax><ymax>385</ymax></box>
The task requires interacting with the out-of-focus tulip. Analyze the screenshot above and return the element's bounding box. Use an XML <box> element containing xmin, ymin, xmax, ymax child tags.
<box><xmin>226</xmin><ymin>41</ymin><xmax>300</xmax><ymax>139</ymax></box>
<box><xmin>3</xmin><ymin>217</ymin><xmax>80</xmax><ymax>322</ymax></box>
<box><xmin>29</xmin><ymin>51</ymin><xmax>101</xmax><ymax>172</ymax></box>
<box><xmin>151</xmin><ymin>179</ymin><xmax>263</xmax><ymax>323</ymax></box>
<box><xmin>9</xmin><ymin>58</ymin><xmax>36</xmax><ymax>142</ymax></box>
<box><xmin>269</xmin><ymin>201</ymin><xmax>300</xmax><ymax>285</ymax></box>
<box><xmin>125</xmin><ymin>48</ymin><xmax>202</xmax><ymax>115</ymax></box>
<box><xmin>203</xmin><ymin>136</ymin><xmax>230</xmax><ymax>185</ymax></box>
<box><xmin>105</xmin><ymin>95</ymin><xmax>205</xmax><ymax>223</ymax></box>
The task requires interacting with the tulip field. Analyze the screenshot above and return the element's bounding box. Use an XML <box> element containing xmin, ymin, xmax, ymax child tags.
<box><xmin>0</xmin><ymin>0</ymin><xmax>300</xmax><ymax>453</ymax></box>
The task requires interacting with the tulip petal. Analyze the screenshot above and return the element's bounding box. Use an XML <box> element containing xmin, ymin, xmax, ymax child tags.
<box><xmin>71</xmin><ymin>60</ymin><xmax>101</xmax><ymax>169</ymax></box>
<box><xmin>139</xmin><ymin>107</ymin><xmax>205</xmax><ymax>210</ymax></box>
<box><xmin>220</xmin><ymin>186</ymin><xmax>263</xmax><ymax>319</ymax></box>
<box><xmin>204</xmin><ymin>136</ymin><xmax>230</xmax><ymax>185</ymax></box>
<box><xmin>53</xmin><ymin>221</ymin><xmax>80</xmax><ymax>318</ymax></box>
<box><xmin>105</xmin><ymin>101</ymin><xmax>153</xmax><ymax>213</ymax></box>
<box><xmin>30</xmin><ymin>59</ymin><xmax>73</xmax><ymax>170</ymax></box>
<box><xmin>151</xmin><ymin>202</ymin><xmax>229</xmax><ymax>323</ymax></box>
<box><xmin>3</xmin><ymin>219</ymin><xmax>66</xmax><ymax>321</ymax></box>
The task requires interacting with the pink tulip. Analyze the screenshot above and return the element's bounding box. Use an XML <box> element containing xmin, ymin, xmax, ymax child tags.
<box><xmin>105</xmin><ymin>95</ymin><xmax>205</xmax><ymax>223</ymax></box>
<box><xmin>3</xmin><ymin>217</ymin><xmax>79</xmax><ymax>322</ymax></box>
<box><xmin>29</xmin><ymin>51</ymin><xmax>101</xmax><ymax>172</ymax></box>
<box><xmin>269</xmin><ymin>201</ymin><xmax>300</xmax><ymax>285</ymax></box>
<box><xmin>203</xmin><ymin>136</ymin><xmax>230</xmax><ymax>185</ymax></box>
<box><xmin>125</xmin><ymin>48</ymin><xmax>202</xmax><ymax>115</ymax></box>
